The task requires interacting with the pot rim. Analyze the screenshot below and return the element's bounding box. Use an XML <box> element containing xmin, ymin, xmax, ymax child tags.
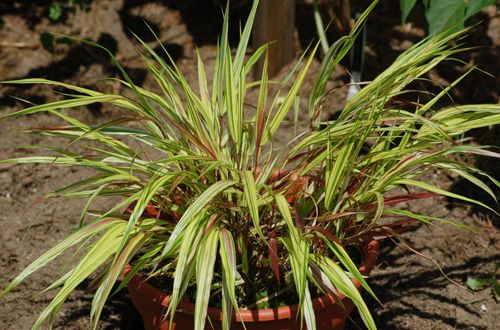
<box><xmin>123</xmin><ymin>239</ymin><xmax>379</xmax><ymax>323</ymax></box>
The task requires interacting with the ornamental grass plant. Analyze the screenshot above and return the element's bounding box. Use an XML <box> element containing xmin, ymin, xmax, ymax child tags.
<box><xmin>1</xmin><ymin>1</ymin><xmax>499</xmax><ymax>329</ymax></box>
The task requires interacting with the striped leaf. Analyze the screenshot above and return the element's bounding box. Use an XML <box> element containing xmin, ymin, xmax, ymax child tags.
<box><xmin>32</xmin><ymin>221</ymin><xmax>128</xmax><ymax>329</ymax></box>
<box><xmin>194</xmin><ymin>227</ymin><xmax>220</xmax><ymax>330</ymax></box>
<box><xmin>312</xmin><ymin>255</ymin><xmax>376</xmax><ymax>330</ymax></box>
<box><xmin>266</xmin><ymin>43</ymin><xmax>319</xmax><ymax>142</ymax></box>
<box><xmin>163</xmin><ymin>180</ymin><xmax>235</xmax><ymax>256</ymax></box>
<box><xmin>242</xmin><ymin>171</ymin><xmax>263</xmax><ymax>238</ymax></box>
<box><xmin>0</xmin><ymin>218</ymin><xmax>125</xmax><ymax>299</ymax></box>
<box><xmin>91</xmin><ymin>231</ymin><xmax>149</xmax><ymax>329</ymax></box>
<box><xmin>219</xmin><ymin>228</ymin><xmax>239</xmax><ymax>330</ymax></box>
<box><xmin>395</xmin><ymin>178</ymin><xmax>498</xmax><ymax>214</ymax></box>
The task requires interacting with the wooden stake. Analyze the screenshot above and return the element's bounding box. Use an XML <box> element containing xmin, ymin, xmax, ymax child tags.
<box><xmin>253</xmin><ymin>0</ymin><xmax>295</xmax><ymax>78</ymax></box>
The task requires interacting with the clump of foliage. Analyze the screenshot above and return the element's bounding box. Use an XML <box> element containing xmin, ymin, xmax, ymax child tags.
<box><xmin>0</xmin><ymin>1</ymin><xmax>499</xmax><ymax>329</ymax></box>
<box><xmin>42</xmin><ymin>0</ymin><xmax>93</xmax><ymax>52</ymax></box>
<box><xmin>314</xmin><ymin>0</ymin><xmax>496</xmax><ymax>54</ymax></box>
<box><xmin>400</xmin><ymin>0</ymin><xmax>496</xmax><ymax>35</ymax></box>
<box><xmin>49</xmin><ymin>0</ymin><xmax>92</xmax><ymax>21</ymax></box>
<box><xmin>467</xmin><ymin>263</ymin><xmax>500</xmax><ymax>300</ymax></box>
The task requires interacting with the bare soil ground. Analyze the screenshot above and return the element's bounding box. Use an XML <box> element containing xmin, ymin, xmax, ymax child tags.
<box><xmin>0</xmin><ymin>1</ymin><xmax>498</xmax><ymax>329</ymax></box>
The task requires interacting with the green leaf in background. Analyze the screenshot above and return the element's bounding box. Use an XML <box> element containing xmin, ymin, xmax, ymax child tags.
<box><xmin>464</xmin><ymin>0</ymin><xmax>496</xmax><ymax>21</ymax></box>
<box><xmin>400</xmin><ymin>0</ymin><xmax>418</xmax><ymax>23</ymax></box>
<box><xmin>466</xmin><ymin>276</ymin><xmax>491</xmax><ymax>290</ymax></box>
<box><xmin>426</xmin><ymin>0</ymin><xmax>468</xmax><ymax>35</ymax></box>
<box><xmin>466</xmin><ymin>263</ymin><xmax>500</xmax><ymax>297</ymax></box>
<box><xmin>401</xmin><ymin>0</ymin><xmax>496</xmax><ymax>35</ymax></box>
<box><xmin>40</xmin><ymin>32</ymin><xmax>55</xmax><ymax>53</ymax></box>
<box><xmin>49</xmin><ymin>2</ymin><xmax>63</xmax><ymax>21</ymax></box>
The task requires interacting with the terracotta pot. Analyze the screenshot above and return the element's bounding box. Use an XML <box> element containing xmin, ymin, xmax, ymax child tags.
<box><xmin>123</xmin><ymin>240</ymin><xmax>379</xmax><ymax>330</ymax></box>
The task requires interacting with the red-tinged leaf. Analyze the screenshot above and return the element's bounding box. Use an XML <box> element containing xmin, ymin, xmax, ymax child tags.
<box><xmin>387</xmin><ymin>153</ymin><xmax>420</xmax><ymax>174</ymax></box>
<box><xmin>84</xmin><ymin>218</ymin><xmax>124</xmax><ymax>232</ymax></box>
<box><xmin>305</xmin><ymin>226</ymin><xmax>342</xmax><ymax>245</ymax></box>
<box><xmin>203</xmin><ymin>214</ymin><xmax>220</xmax><ymax>236</ymax></box>
<box><xmin>293</xmin><ymin>205</ymin><xmax>304</xmax><ymax>230</ymax></box>
<box><xmin>384</xmin><ymin>193</ymin><xmax>441</xmax><ymax>205</ymax></box>
<box><xmin>125</xmin><ymin>201</ymin><xmax>159</xmax><ymax>218</ymax></box>
<box><xmin>158</xmin><ymin>111</ymin><xmax>217</xmax><ymax>159</ymax></box>
<box><xmin>383</xmin><ymin>218</ymin><xmax>418</xmax><ymax>228</ymax></box>
<box><xmin>268</xmin><ymin>169</ymin><xmax>291</xmax><ymax>185</ymax></box>
<box><xmin>220</xmin><ymin>228</ymin><xmax>235</xmax><ymax>267</ymax></box>
<box><xmin>286</xmin><ymin>149</ymin><xmax>314</xmax><ymax>164</ymax></box>
<box><xmin>145</xmin><ymin>203</ymin><xmax>159</xmax><ymax>218</ymax></box>
<box><xmin>369</xmin><ymin>219</ymin><xmax>419</xmax><ymax>240</ymax></box>
<box><xmin>267</xmin><ymin>236</ymin><xmax>281</xmax><ymax>285</ymax></box>
<box><xmin>30</xmin><ymin>117</ymin><xmax>142</xmax><ymax>132</ymax></box>
<box><xmin>306</xmin><ymin>211</ymin><xmax>359</xmax><ymax>223</ymax></box>
<box><xmin>286</xmin><ymin>176</ymin><xmax>308</xmax><ymax>204</ymax></box>
<box><xmin>347</xmin><ymin>166</ymin><xmax>369</xmax><ymax>195</ymax></box>
<box><xmin>30</xmin><ymin>126</ymin><xmax>68</xmax><ymax>131</ymax></box>
<box><xmin>124</xmin><ymin>201</ymin><xmax>137</xmax><ymax>215</ymax></box>
<box><xmin>82</xmin><ymin>155</ymin><xmax>102</xmax><ymax>160</ymax></box>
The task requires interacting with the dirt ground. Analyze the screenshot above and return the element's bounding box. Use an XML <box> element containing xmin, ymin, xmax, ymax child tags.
<box><xmin>0</xmin><ymin>1</ymin><xmax>498</xmax><ymax>329</ymax></box>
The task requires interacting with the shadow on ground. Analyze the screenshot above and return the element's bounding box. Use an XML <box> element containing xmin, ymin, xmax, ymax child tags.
<box><xmin>345</xmin><ymin>238</ymin><xmax>498</xmax><ymax>330</ymax></box>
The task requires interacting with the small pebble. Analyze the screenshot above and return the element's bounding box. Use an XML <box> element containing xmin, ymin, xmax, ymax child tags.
<box><xmin>480</xmin><ymin>304</ymin><xmax>487</xmax><ymax>312</ymax></box>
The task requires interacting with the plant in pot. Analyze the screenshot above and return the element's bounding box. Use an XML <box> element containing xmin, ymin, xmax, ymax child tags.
<box><xmin>1</xmin><ymin>0</ymin><xmax>499</xmax><ymax>329</ymax></box>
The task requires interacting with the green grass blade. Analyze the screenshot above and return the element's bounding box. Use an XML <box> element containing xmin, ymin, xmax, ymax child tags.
<box><xmin>395</xmin><ymin>178</ymin><xmax>498</xmax><ymax>214</ymax></box>
<box><xmin>242</xmin><ymin>171</ymin><xmax>263</xmax><ymax>238</ymax></box>
<box><xmin>266</xmin><ymin>43</ymin><xmax>319</xmax><ymax>142</ymax></box>
<box><xmin>168</xmin><ymin>218</ymin><xmax>206</xmax><ymax>324</ymax></box>
<box><xmin>325</xmin><ymin>137</ymin><xmax>355</xmax><ymax>210</ymax></box>
<box><xmin>312</xmin><ymin>255</ymin><xmax>376</xmax><ymax>330</ymax></box>
<box><xmin>163</xmin><ymin>180</ymin><xmax>235</xmax><ymax>257</ymax></box>
<box><xmin>254</xmin><ymin>54</ymin><xmax>269</xmax><ymax>166</ymax></box>
<box><xmin>234</xmin><ymin>0</ymin><xmax>259</xmax><ymax>74</ymax></box>
<box><xmin>91</xmin><ymin>231</ymin><xmax>149</xmax><ymax>329</ymax></box>
<box><xmin>32</xmin><ymin>221</ymin><xmax>128</xmax><ymax>329</ymax></box>
<box><xmin>0</xmin><ymin>219</ymin><xmax>125</xmax><ymax>299</ymax></box>
<box><xmin>324</xmin><ymin>240</ymin><xmax>378</xmax><ymax>302</ymax></box>
<box><xmin>219</xmin><ymin>228</ymin><xmax>239</xmax><ymax>330</ymax></box>
<box><xmin>194</xmin><ymin>227</ymin><xmax>220</xmax><ymax>330</ymax></box>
